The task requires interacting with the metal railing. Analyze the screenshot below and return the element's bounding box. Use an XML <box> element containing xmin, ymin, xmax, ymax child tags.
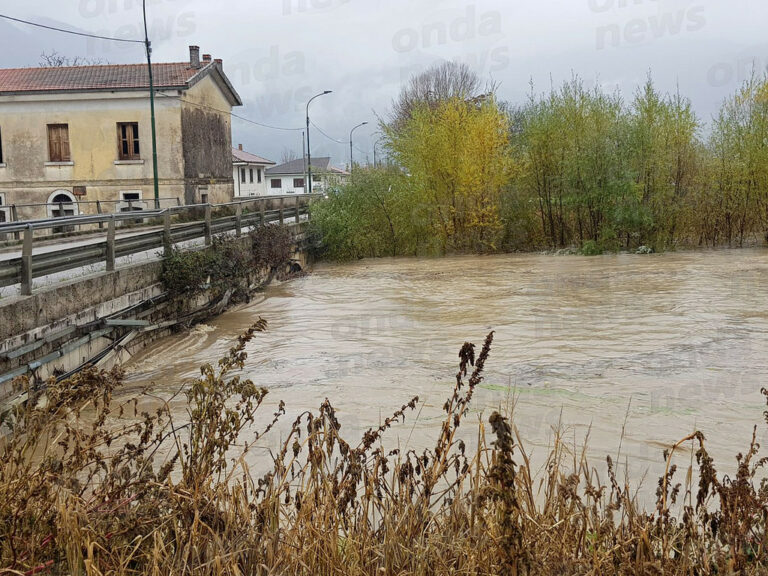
<box><xmin>0</xmin><ymin>194</ymin><xmax>321</xmax><ymax>296</ymax></box>
<box><xmin>1</xmin><ymin>197</ymin><xmax>183</xmax><ymax>227</ymax></box>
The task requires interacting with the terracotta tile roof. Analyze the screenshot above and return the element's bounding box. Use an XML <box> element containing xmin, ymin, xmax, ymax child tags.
<box><xmin>0</xmin><ymin>62</ymin><xmax>208</xmax><ymax>94</ymax></box>
<box><xmin>266</xmin><ymin>157</ymin><xmax>329</xmax><ymax>175</ymax></box>
<box><xmin>266</xmin><ymin>157</ymin><xmax>349</xmax><ymax>176</ymax></box>
<box><xmin>232</xmin><ymin>147</ymin><xmax>275</xmax><ymax>165</ymax></box>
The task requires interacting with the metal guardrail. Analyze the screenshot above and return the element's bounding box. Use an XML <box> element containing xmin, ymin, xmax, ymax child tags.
<box><xmin>0</xmin><ymin>194</ymin><xmax>321</xmax><ymax>296</ymax></box>
<box><xmin>3</xmin><ymin>196</ymin><xmax>182</xmax><ymax>213</ymax></box>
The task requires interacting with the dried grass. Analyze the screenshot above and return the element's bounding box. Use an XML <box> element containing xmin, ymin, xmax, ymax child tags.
<box><xmin>2</xmin><ymin>324</ymin><xmax>767</xmax><ymax>575</ymax></box>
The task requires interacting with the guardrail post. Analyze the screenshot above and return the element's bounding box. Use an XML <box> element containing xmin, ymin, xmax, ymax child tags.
<box><xmin>176</xmin><ymin>197</ymin><xmax>182</xmax><ymax>207</ymax></box>
<box><xmin>106</xmin><ymin>216</ymin><xmax>116</xmax><ymax>272</ymax></box>
<box><xmin>235</xmin><ymin>203</ymin><xmax>242</xmax><ymax>237</ymax></box>
<box><xmin>97</xmin><ymin>200</ymin><xmax>104</xmax><ymax>229</ymax></box>
<box><xmin>11</xmin><ymin>205</ymin><xmax>19</xmax><ymax>240</ymax></box>
<box><xmin>204</xmin><ymin>204</ymin><xmax>212</xmax><ymax>246</ymax></box>
<box><xmin>259</xmin><ymin>200</ymin><xmax>265</xmax><ymax>226</ymax></box>
<box><xmin>279</xmin><ymin>197</ymin><xmax>285</xmax><ymax>225</ymax></box>
<box><xmin>294</xmin><ymin>196</ymin><xmax>300</xmax><ymax>223</ymax></box>
<box><xmin>20</xmin><ymin>225</ymin><xmax>33</xmax><ymax>296</ymax></box>
<box><xmin>163</xmin><ymin>211</ymin><xmax>172</xmax><ymax>256</ymax></box>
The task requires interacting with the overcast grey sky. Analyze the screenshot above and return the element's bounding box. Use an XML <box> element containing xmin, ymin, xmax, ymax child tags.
<box><xmin>2</xmin><ymin>0</ymin><xmax>767</xmax><ymax>166</ymax></box>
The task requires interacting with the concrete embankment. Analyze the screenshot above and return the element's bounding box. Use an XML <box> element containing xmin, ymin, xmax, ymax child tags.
<box><xmin>0</xmin><ymin>223</ymin><xmax>309</xmax><ymax>404</ymax></box>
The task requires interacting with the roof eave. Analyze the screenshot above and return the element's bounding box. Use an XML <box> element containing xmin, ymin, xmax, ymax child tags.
<box><xmin>188</xmin><ymin>63</ymin><xmax>242</xmax><ymax>107</ymax></box>
<box><xmin>0</xmin><ymin>85</ymin><xmax>188</xmax><ymax>97</ymax></box>
<box><xmin>233</xmin><ymin>160</ymin><xmax>275</xmax><ymax>166</ymax></box>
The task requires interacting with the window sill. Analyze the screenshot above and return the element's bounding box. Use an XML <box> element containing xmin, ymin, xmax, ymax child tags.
<box><xmin>114</xmin><ymin>159</ymin><xmax>144</xmax><ymax>165</ymax></box>
<box><xmin>45</xmin><ymin>161</ymin><xmax>74</xmax><ymax>167</ymax></box>
<box><xmin>0</xmin><ymin>163</ymin><xmax>6</xmax><ymax>168</ymax></box>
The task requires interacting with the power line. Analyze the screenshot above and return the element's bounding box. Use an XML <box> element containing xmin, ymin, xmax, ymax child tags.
<box><xmin>2</xmin><ymin>12</ymin><xmax>309</xmax><ymax>134</ymax></box>
<box><xmin>0</xmin><ymin>13</ymin><xmax>144</xmax><ymax>44</ymax></box>
<box><xmin>156</xmin><ymin>91</ymin><xmax>304</xmax><ymax>133</ymax></box>
<box><xmin>310</xmin><ymin>120</ymin><xmax>345</xmax><ymax>144</ymax></box>
<box><xmin>311</xmin><ymin>121</ymin><xmax>371</xmax><ymax>155</ymax></box>
<box><xmin>233</xmin><ymin>111</ymin><xmax>304</xmax><ymax>132</ymax></box>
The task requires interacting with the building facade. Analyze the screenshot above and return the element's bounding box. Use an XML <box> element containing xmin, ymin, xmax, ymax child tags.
<box><xmin>233</xmin><ymin>145</ymin><xmax>275</xmax><ymax>197</ymax></box>
<box><xmin>0</xmin><ymin>46</ymin><xmax>242</xmax><ymax>220</ymax></box>
<box><xmin>265</xmin><ymin>157</ymin><xmax>348</xmax><ymax>194</ymax></box>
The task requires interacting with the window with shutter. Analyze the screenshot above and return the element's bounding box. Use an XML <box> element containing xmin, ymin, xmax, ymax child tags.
<box><xmin>117</xmin><ymin>123</ymin><xmax>140</xmax><ymax>160</ymax></box>
<box><xmin>47</xmin><ymin>124</ymin><xmax>71</xmax><ymax>162</ymax></box>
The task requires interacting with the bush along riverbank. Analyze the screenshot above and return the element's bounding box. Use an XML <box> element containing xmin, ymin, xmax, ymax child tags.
<box><xmin>161</xmin><ymin>224</ymin><xmax>299</xmax><ymax>318</ymax></box>
<box><xmin>2</xmin><ymin>325</ymin><xmax>768</xmax><ymax>574</ymax></box>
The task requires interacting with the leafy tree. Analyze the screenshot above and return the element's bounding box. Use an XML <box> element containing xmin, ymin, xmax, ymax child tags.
<box><xmin>706</xmin><ymin>73</ymin><xmax>768</xmax><ymax>246</ymax></box>
<box><xmin>386</xmin><ymin>96</ymin><xmax>513</xmax><ymax>253</ymax></box>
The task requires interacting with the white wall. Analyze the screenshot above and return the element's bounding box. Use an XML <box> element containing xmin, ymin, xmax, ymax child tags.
<box><xmin>265</xmin><ymin>174</ymin><xmax>338</xmax><ymax>194</ymax></box>
<box><xmin>266</xmin><ymin>175</ymin><xmax>309</xmax><ymax>194</ymax></box>
<box><xmin>234</xmin><ymin>163</ymin><xmax>269</xmax><ymax>196</ymax></box>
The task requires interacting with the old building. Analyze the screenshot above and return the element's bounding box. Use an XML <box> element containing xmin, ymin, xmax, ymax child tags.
<box><xmin>265</xmin><ymin>157</ymin><xmax>348</xmax><ymax>194</ymax></box>
<box><xmin>0</xmin><ymin>46</ymin><xmax>242</xmax><ymax>220</ymax></box>
<box><xmin>233</xmin><ymin>144</ymin><xmax>275</xmax><ymax>197</ymax></box>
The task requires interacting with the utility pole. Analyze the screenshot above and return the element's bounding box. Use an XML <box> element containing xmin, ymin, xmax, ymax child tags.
<box><xmin>305</xmin><ymin>90</ymin><xmax>332</xmax><ymax>194</ymax></box>
<box><xmin>143</xmin><ymin>0</ymin><xmax>160</xmax><ymax>208</ymax></box>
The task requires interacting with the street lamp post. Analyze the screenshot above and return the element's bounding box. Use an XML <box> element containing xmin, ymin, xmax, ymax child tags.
<box><xmin>373</xmin><ymin>137</ymin><xmax>385</xmax><ymax>167</ymax></box>
<box><xmin>306</xmin><ymin>90</ymin><xmax>332</xmax><ymax>194</ymax></box>
<box><xmin>349</xmin><ymin>121</ymin><xmax>368</xmax><ymax>174</ymax></box>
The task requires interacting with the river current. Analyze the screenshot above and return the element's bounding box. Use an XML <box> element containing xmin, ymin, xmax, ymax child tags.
<box><xmin>120</xmin><ymin>250</ymin><xmax>768</xmax><ymax>487</ymax></box>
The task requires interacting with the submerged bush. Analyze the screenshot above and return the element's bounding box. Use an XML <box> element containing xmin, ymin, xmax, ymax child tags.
<box><xmin>161</xmin><ymin>246</ymin><xmax>216</xmax><ymax>297</ymax></box>
<box><xmin>251</xmin><ymin>224</ymin><xmax>293</xmax><ymax>271</ymax></box>
<box><xmin>2</xmin><ymin>325</ymin><xmax>768</xmax><ymax>575</ymax></box>
<box><xmin>580</xmin><ymin>239</ymin><xmax>603</xmax><ymax>256</ymax></box>
<box><xmin>161</xmin><ymin>226</ymin><xmax>295</xmax><ymax>300</ymax></box>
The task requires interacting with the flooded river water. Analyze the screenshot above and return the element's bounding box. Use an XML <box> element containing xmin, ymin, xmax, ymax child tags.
<box><xmin>121</xmin><ymin>249</ymin><xmax>768</xmax><ymax>488</ymax></box>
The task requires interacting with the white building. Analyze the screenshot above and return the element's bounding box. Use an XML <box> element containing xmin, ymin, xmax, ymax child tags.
<box><xmin>233</xmin><ymin>145</ymin><xmax>275</xmax><ymax>197</ymax></box>
<box><xmin>265</xmin><ymin>157</ymin><xmax>348</xmax><ymax>194</ymax></box>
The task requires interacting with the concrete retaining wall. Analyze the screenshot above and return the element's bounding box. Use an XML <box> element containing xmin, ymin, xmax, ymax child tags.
<box><xmin>0</xmin><ymin>223</ymin><xmax>309</xmax><ymax>396</ymax></box>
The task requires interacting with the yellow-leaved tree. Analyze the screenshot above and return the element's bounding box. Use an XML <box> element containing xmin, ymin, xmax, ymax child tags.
<box><xmin>386</xmin><ymin>96</ymin><xmax>513</xmax><ymax>253</ymax></box>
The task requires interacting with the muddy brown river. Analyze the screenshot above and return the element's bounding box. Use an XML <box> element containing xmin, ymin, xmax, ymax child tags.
<box><xmin>121</xmin><ymin>249</ymin><xmax>768</xmax><ymax>490</ymax></box>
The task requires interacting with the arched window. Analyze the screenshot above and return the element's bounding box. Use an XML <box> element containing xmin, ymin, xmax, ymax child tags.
<box><xmin>46</xmin><ymin>190</ymin><xmax>79</xmax><ymax>219</ymax></box>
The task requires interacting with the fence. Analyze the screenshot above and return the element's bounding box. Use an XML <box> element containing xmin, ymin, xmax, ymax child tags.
<box><xmin>0</xmin><ymin>194</ymin><xmax>320</xmax><ymax>296</ymax></box>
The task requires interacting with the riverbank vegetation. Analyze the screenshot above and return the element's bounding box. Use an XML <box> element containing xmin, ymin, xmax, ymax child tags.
<box><xmin>311</xmin><ymin>63</ymin><xmax>768</xmax><ymax>258</ymax></box>
<box><xmin>161</xmin><ymin>224</ymin><xmax>295</xmax><ymax>300</ymax></box>
<box><xmin>3</xmin><ymin>324</ymin><xmax>768</xmax><ymax>574</ymax></box>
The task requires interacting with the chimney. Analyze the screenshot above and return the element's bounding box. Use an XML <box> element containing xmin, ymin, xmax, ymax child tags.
<box><xmin>214</xmin><ymin>58</ymin><xmax>223</xmax><ymax>68</ymax></box>
<box><xmin>189</xmin><ymin>45</ymin><xmax>200</xmax><ymax>69</ymax></box>
<box><xmin>202</xmin><ymin>54</ymin><xmax>212</xmax><ymax>63</ymax></box>
<box><xmin>238</xmin><ymin>144</ymin><xmax>243</xmax><ymax>151</ymax></box>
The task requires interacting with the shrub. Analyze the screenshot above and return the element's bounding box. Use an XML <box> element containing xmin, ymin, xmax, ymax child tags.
<box><xmin>251</xmin><ymin>224</ymin><xmax>293</xmax><ymax>271</ymax></box>
<box><xmin>161</xmin><ymin>246</ymin><xmax>215</xmax><ymax>297</ymax></box>
<box><xmin>580</xmin><ymin>239</ymin><xmax>603</xmax><ymax>255</ymax></box>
